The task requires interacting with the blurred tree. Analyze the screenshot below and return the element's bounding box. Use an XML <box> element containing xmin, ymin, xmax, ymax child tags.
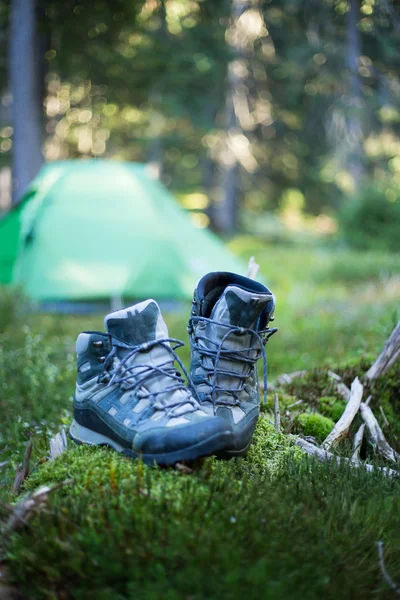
<box><xmin>9</xmin><ymin>0</ymin><xmax>42</xmax><ymax>202</ymax></box>
<box><xmin>345</xmin><ymin>0</ymin><xmax>365</xmax><ymax>187</ymax></box>
<box><xmin>1</xmin><ymin>0</ymin><xmax>400</xmax><ymax>234</ymax></box>
<box><xmin>211</xmin><ymin>0</ymin><xmax>248</xmax><ymax>234</ymax></box>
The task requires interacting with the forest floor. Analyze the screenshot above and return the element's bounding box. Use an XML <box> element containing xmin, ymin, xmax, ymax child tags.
<box><xmin>0</xmin><ymin>238</ymin><xmax>400</xmax><ymax>599</ymax></box>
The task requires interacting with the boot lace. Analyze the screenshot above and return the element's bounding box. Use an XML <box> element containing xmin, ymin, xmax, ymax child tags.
<box><xmin>189</xmin><ymin>316</ymin><xmax>277</xmax><ymax>413</ymax></box>
<box><xmin>99</xmin><ymin>337</ymin><xmax>199</xmax><ymax>416</ymax></box>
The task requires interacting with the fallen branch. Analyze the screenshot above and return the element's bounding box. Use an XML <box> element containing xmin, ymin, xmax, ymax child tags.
<box><xmin>327</xmin><ymin>371</ymin><xmax>351</xmax><ymax>402</ymax></box>
<box><xmin>12</xmin><ymin>438</ymin><xmax>33</xmax><ymax>495</ymax></box>
<box><xmin>276</xmin><ymin>370</ymin><xmax>307</xmax><ymax>386</ymax></box>
<box><xmin>351</xmin><ymin>423</ymin><xmax>365</xmax><ymax>463</ymax></box>
<box><xmin>287</xmin><ymin>399</ymin><xmax>304</xmax><ymax>410</ymax></box>
<box><xmin>295</xmin><ymin>438</ymin><xmax>399</xmax><ymax>479</ymax></box>
<box><xmin>366</xmin><ymin>321</ymin><xmax>400</xmax><ymax>381</ymax></box>
<box><xmin>323</xmin><ymin>377</ymin><xmax>363</xmax><ymax>450</ymax></box>
<box><xmin>274</xmin><ymin>393</ymin><xmax>281</xmax><ymax>432</ymax></box>
<box><xmin>360</xmin><ymin>403</ymin><xmax>400</xmax><ymax>464</ymax></box>
<box><xmin>377</xmin><ymin>541</ymin><xmax>400</xmax><ymax>596</ymax></box>
<box><xmin>0</xmin><ymin>461</ymin><xmax>9</xmax><ymax>470</ymax></box>
<box><xmin>49</xmin><ymin>429</ymin><xmax>68</xmax><ymax>460</ymax></box>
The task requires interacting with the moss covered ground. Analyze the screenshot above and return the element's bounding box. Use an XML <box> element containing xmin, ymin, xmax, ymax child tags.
<box><xmin>0</xmin><ymin>240</ymin><xmax>400</xmax><ymax>598</ymax></box>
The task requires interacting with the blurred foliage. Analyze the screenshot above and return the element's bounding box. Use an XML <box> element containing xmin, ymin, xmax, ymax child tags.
<box><xmin>1</xmin><ymin>0</ymin><xmax>400</xmax><ymax>239</ymax></box>
<box><xmin>340</xmin><ymin>183</ymin><xmax>400</xmax><ymax>251</ymax></box>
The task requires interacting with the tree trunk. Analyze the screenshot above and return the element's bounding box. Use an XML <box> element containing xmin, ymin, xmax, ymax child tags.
<box><xmin>9</xmin><ymin>0</ymin><xmax>43</xmax><ymax>203</ymax></box>
<box><xmin>147</xmin><ymin>0</ymin><xmax>167</xmax><ymax>180</ymax></box>
<box><xmin>345</xmin><ymin>0</ymin><xmax>364</xmax><ymax>189</ymax></box>
<box><xmin>211</xmin><ymin>0</ymin><xmax>248</xmax><ymax>235</ymax></box>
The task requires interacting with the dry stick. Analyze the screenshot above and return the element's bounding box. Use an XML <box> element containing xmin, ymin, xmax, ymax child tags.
<box><xmin>276</xmin><ymin>370</ymin><xmax>307</xmax><ymax>386</ymax></box>
<box><xmin>287</xmin><ymin>399</ymin><xmax>304</xmax><ymax>409</ymax></box>
<box><xmin>49</xmin><ymin>429</ymin><xmax>68</xmax><ymax>461</ymax></box>
<box><xmin>360</xmin><ymin>403</ymin><xmax>400</xmax><ymax>464</ymax></box>
<box><xmin>295</xmin><ymin>438</ymin><xmax>399</xmax><ymax>479</ymax></box>
<box><xmin>246</xmin><ymin>256</ymin><xmax>260</xmax><ymax>280</ymax></box>
<box><xmin>2</xmin><ymin>480</ymin><xmax>73</xmax><ymax>536</ymax></box>
<box><xmin>327</xmin><ymin>371</ymin><xmax>351</xmax><ymax>402</ymax></box>
<box><xmin>377</xmin><ymin>541</ymin><xmax>400</xmax><ymax>596</ymax></box>
<box><xmin>323</xmin><ymin>377</ymin><xmax>363</xmax><ymax>450</ymax></box>
<box><xmin>175</xmin><ymin>462</ymin><xmax>193</xmax><ymax>474</ymax></box>
<box><xmin>351</xmin><ymin>423</ymin><xmax>365</xmax><ymax>463</ymax></box>
<box><xmin>366</xmin><ymin>321</ymin><xmax>400</xmax><ymax>380</ymax></box>
<box><xmin>274</xmin><ymin>393</ymin><xmax>281</xmax><ymax>432</ymax></box>
<box><xmin>12</xmin><ymin>438</ymin><xmax>33</xmax><ymax>495</ymax></box>
<box><xmin>379</xmin><ymin>405</ymin><xmax>390</xmax><ymax>428</ymax></box>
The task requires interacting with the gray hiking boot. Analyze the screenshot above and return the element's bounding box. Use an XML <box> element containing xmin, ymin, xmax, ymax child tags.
<box><xmin>188</xmin><ymin>272</ymin><xmax>277</xmax><ymax>457</ymax></box>
<box><xmin>69</xmin><ymin>299</ymin><xmax>233</xmax><ymax>465</ymax></box>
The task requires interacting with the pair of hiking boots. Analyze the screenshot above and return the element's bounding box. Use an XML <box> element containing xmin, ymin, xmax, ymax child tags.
<box><xmin>69</xmin><ymin>272</ymin><xmax>276</xmax><ymax>465</ymax></box>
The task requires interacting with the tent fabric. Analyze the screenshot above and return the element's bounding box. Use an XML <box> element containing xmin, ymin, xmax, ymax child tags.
<box><xmin>0</xmin><ymin>160</ymin><xmax>244</xmax><ymax>302</ymax></box>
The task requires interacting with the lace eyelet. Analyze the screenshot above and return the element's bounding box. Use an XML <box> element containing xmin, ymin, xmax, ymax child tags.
<box><xmin>92</xmin><ymin>340</ymin><xmax>104</xmax><ymax>348</ymax></box>
<box><xmin>98</xmin><ymin>356</ymin><xmax>106</xmax><ymax>363</ymax></box>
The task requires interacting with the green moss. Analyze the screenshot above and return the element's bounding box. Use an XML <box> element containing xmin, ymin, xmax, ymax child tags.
<box><xmin>319</xmin><ymin>396</ymin><xmax>346</xmax><ymax>422</ymax></box>
<box><xmin>4</xmin><ymin>442</ymin><xmax>400</xmax><ymax>600</ymax></box>
<box><xmin>1</xmin><ymin>247</ymin><xmax>400</xmax><ymax>599</ymax></box>
<box><xmin>296</xmin><ymin>413</ymin><xmax>335</xmax><ymax>443</ymax></box>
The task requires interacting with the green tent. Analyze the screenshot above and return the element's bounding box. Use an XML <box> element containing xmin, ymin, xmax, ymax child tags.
<box><xmin>0</xmin><ymin>160</ymin><xmax>244</xmax><ymax>303</ymax></box>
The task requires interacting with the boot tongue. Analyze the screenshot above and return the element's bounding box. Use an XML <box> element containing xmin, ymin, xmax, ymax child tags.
<box><xmin>210</xmin><ymin>285</ymin><xmax>272</xmax><ymax>329</ymax></box>
<box><xmin>105</xmin><ymin>300</ymin><xmax>168</xmax><ymax>345</ymax></box>
<box><xmin>196</xmin><ymin>286</ymin><xmax>273</xmax><ymax>396</ymax></box>
<box><xmin>105</xmin><ymin>300</ymin><xmax>194</xmax><ymax>415</ymax></box>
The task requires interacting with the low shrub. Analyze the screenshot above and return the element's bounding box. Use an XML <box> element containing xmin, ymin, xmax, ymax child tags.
<box><xmin>340</xmin><ymin>184</ymin><xmax>400</xmax><ymax>252</ymax></box>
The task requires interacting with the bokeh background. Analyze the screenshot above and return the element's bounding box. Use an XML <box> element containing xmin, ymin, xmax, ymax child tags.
<box><xmin>0</xmin><ymin>0</ymin><xmax>399</xmax><ymax>374</ymax></box>
<box><xmin>1</xmin><ymin>4</ymin><xmax>400</xmax><ymax>597</ymax></box>
<box><xmin>1</xmin><ymin>0</ymin><xmax>400</xmax><ymax>241</ymax></box>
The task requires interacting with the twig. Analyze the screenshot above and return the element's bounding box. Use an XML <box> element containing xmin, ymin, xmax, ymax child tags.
<box><xmin>0</xmin><ymin>461</ymin><xmax>9</xmax><ymax>470</ymax></box>
<box><xmin>366</xmin><ymin>321</ymin><xmax>400</xmax><ymax>380</ymax></box>
<box><xmin>351</xmin><ymin>423</ymin><xmax>365</xmax><ymax>463</ymax></box>
<box><xmin>12</xmin><ymin>438</ymin><xmax>33</xmax><ymax>495</ymax></box>
<box><xmin>295</xmin><ymin>438</ymin><xmax>399</xmax><ymax>479</ymax></box>
<box><xmin>49</xmin><ymin>429</ymin><xmax>68</xmax><ymax>460</ymax></box>
<box><xmin>287</xmin><ymin>399</ymin><xmax>304</xmax><ymax>409</ymax></box>
<box><xmin>175</xmin><ymin>462</ymin><xmax>193</xmax><ymax>474</ymax></box>
<box><xmin>377</xmin><ymin>541</ymin><xmax>400</xmax><ymax>596</ymax></box>
<box><xmin>276</xmin><ymin>370</ymin><xmax>307</xmax><ymax>386</ymax></box>
<box><xmin>379</xmin><ymin>405</ymin><xmax>390</xmax><ymax>428</ymax></box>
<box><xmin>274</xmin><ymin>393</ymin><xmax>281</xmax><ymax>432</ymax></box>
<box><xmin>2</xmin><ymin>480</ymin><xmax>73</xmax><ymax>536</ymax></box>
<box><xmin>360</xmin><ymin>403</ymin><xmax>400</xmax><ymax>464</ymax></box>
<box><xmin>246</xmin><ymin>256</ymin><xmax>260</xmax><ymax>280</ymax></box>
<box><xmin>323</xmin><ymin>377</ymin><xmax>363</xmax><ymax>450</ymax></box>
<box><xmin>327</xmin><ymin>371</ymin><xmax>351</xmax><ymax>401</ymax></box>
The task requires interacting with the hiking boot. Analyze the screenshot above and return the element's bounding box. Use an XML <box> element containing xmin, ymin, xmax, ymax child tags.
<box><xmin>188</xmin><ymin>272</ymin><xmax>277</xmax><ymax>457</ymax></box>
<box><xmin>69</xmin><ymin>299</ymin><xmax>233</xmax><ymax>465</ymax></box>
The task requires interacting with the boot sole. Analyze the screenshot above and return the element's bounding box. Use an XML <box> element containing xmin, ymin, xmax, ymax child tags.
<box><xmin>215</xmin><ymin>438</ymin><xmax>252</xmax><ymax>459</ymax></box>
<box><xmin>69</xmin><ymin>420</ymin><xmax>233</xmax><ymax>466</ymax></box>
